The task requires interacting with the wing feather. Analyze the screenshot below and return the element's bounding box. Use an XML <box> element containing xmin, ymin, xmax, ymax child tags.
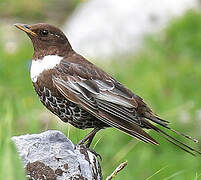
<box><xmin>53</xmin><ymin>76</ymin><xmax>158</xmax><ymax>145</ymax></box>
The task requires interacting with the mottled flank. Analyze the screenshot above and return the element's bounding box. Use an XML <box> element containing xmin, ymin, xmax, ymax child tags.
<box><xmin>35</xmin><ymin>86</ymin><xmax>105</xmax><ymax>129</ymax></box>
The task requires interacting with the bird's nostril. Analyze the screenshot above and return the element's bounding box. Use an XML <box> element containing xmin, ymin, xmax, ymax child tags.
<box><xmin>24</xmin><ymin>24</ymin><xmax>30</xmax><ymax>29</ymax></box>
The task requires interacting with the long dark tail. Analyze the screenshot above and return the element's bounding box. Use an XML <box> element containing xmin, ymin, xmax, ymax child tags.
<box><xmin>143</xmin><ymin>115</ymin><xmax>201</xmax><ymax>156</ymax></box>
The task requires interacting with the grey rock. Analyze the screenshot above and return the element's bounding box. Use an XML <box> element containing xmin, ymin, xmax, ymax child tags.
<box><xmin>12</xmin><ymin>130</ymin><xmax>102</xmax><ymax>180</ymax></box>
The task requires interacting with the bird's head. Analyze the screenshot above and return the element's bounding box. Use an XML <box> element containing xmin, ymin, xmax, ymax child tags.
<box><xmin>14</xmin><ymin>23</ymin><xmax>72</xmax><ymax>59</ymax></box>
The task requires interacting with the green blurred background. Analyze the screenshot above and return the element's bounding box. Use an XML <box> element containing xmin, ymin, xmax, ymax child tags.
<box><xmin>0</xmin><ymin>1</ymin><xmax>201</xmax><ymax>179</ymax></box>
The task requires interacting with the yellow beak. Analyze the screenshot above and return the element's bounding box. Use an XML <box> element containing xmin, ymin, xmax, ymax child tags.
<box><xmin>14</xmin><ymin>23</ymin><xmax>37</xmax><ymax>37</ymax></box>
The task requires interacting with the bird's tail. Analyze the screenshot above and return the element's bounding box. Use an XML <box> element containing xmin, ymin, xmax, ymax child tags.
<box><xmin>143</xmin><ymin>116</ymin><xmax>201</xmax><ymax>156</ymax></box>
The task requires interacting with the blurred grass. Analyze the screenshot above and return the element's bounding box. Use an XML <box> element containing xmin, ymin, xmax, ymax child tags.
<box><xmin>0</xmin><ymin>0</ymin><xmax>79</xmax><ymax>24</ymax></box>
<box><xmin>0</xmin><ymin>10</ymin><xmax>201</xmax><ymax>179</ymax></box>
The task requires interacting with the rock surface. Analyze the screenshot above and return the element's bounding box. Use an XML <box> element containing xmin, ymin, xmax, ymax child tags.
<box><xmin>64</xmin><ymin>0</ymin><xmax>200</xmax><ymax>60</ymax></box>
<box><xmin>12</xmin><ymin>130</ymin><xmax>102</xmax><ymax>180</ymax></box>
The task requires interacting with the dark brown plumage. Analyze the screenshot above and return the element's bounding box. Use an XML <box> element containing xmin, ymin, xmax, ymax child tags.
<box><xmin>15</xmin><ymin>23</ymin><xmax>201</xmax><ymax>155</ymax></box>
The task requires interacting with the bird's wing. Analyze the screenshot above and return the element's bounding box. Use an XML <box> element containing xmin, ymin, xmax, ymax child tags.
<box><xmin>53</xmin><ymin>56</ymin><xmax>201</xmax><ymax>155</ymax></box>
<box><xmin>53</xmin><ymin>58</ymin><xmax>158</xmax><ymax>145</ymax></box>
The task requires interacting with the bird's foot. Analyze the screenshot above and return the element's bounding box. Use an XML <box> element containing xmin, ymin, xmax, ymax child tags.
<box><xmin>77</xmin><ymin>137</ymin><xmax>92</xmax><ymax>148</ymax></box>
<box><xmin>75</xmin><ymin>143</ymin><xmax>102</xmax><ymax>161</ymax></box>
<box><xmin>76</xmin><ymin>127</ymin><xmax>101</xmax><ymax>148</ymax></box>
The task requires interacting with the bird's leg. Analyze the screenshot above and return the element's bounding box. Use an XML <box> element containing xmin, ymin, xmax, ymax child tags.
<box><xmin>78</xmin><ymin>127</ymin><xmax>101</xmax><ymax>148</ymax></box>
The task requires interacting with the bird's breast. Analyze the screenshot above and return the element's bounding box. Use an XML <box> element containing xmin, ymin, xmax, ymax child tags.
<box><xmin>30</xmin><ymin>55</ymin><xmax>63</xmax><ymax>83</ymax></box>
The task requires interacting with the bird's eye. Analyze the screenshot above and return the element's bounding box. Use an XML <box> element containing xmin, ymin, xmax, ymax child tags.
<box><xmin>40</xmin><ymin>30</ymin><xmax>49</xmax><ymax>36</ymax></box>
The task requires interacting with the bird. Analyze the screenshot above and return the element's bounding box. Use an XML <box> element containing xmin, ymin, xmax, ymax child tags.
<box><xmin>15</xmin><ymin>23</ymin><xmax>201</xmax><ymax>155</ymax></box>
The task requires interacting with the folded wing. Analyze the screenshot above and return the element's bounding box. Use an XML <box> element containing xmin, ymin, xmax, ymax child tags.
<box><xmin>52</xmin><ymin>58</ymin><xmax>201</xmax><ymax>155</ymax></box>
<box><xmin>53</xmin><ymin>74</ymin><xmax>158</xmax><ymax>145</ymax></box>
